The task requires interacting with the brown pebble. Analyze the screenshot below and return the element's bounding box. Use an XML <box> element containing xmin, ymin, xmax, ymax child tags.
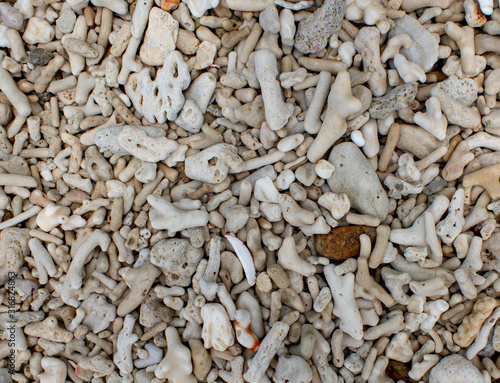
<box><xmin>315</xmin><ymin>225</ymin><xmax>376</xmax><ymax>261</ymax></box>
<box><xmin>385</xmin><ymin>360</ymin><xmax>410</xmax><ymax>382</ymax></box>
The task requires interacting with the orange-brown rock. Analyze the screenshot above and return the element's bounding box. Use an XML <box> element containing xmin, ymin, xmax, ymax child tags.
<box><xmin>315</xmin><ymin>225</ymin><xmax>376</xmax><ymax>261</ymax></box>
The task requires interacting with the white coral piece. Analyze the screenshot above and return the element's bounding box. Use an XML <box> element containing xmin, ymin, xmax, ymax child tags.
<box><xmin>201</xmin><ymin>303</ymin><xmax>235</xmax><ymax>351</ymax></box>
<box><xmin>125</xmin><ymin>50</ymin><xmax>190</xmax><ymax>123</ymax></box>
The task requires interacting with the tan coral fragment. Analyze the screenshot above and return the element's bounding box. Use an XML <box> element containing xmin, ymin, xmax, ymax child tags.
<box><xmin>453</xmin><ymin>296</ymin><xmax>499</xmax><ymax>347</ymax></box>
<box><xmin>463</xmin><ymin>163</ymin><xmax>500</xmax><ymax>200</ymax></box>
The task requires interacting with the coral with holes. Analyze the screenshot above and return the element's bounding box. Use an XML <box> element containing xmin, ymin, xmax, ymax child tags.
<box><xmin>481</xmin><ymin>231</ymin><xmax>500</xmax><ymax>270</ymax></box>
<box><xmin>95</xmin><ymin>125</ymin><xmax>167</xmax><ymax>155</ymax></box>
<box><xmin>124</xmin><ymin>50</ymin><xmax>190</xmax><ymax>124</ymax></box>
<box><xmin>429</xmin><ymin>354</ymin><xmax>483</xmax><ymax>383</ymax></box>
<box><xmin>368</xmin><ymin>82</ymin><xmax>418</xmax><ymax>119</ymax></box>
<box><xmin>436</xmin><ymin>75</ymin><xmax>479</xmax><ymax>106</ymax></box>
<box><xmin>149</xmin><ymin>239</ymin><xmax>203</xmax><ymax>287</ymax></box>
<box><xmin>184</xmin><ymin>143</ymin><xmax>244</xmax><ymax>184</ymax></box>
<box><xmin>295</xmin><ymin>0</ymin><xmax>345</xmax><ymax>54</ymax></box>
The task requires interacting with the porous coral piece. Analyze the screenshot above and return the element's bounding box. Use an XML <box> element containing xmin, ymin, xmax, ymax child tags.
<box><xmin>394</xmin><ymin>53</ymin><xmax>426</xmax><ymax>83</ymax></box>
<box><xmin>39</xmin><ymin>357</ymin><xmax>67</xmax><ymax>383</ymax></box>
<box><xmin>234</xmin><ymin>309</ymin><xmax>261</xmax><ymax>351</ymax></box>
<box><xmin>436</xmin><ymin>188</ymin><xmax>465</xmax><ymax>245</ymax></box>
<box><xmin>117</xmin><ymin>126</ymin><xmax>178</xmax><ymax>162</ymax></box>
<box><xmin>482</xmin><ymin>232</ymin><xmax>500</xmax><ymax>270</ymax></box>
<box><xmin>113</xmin><ymin>314</ymin><xmax>139</xmax><ymax>377</ymax></box>
<box><xmin>175</xmin><ymin>100</ymin><xmax>204</xmax><ymax>133</ymax></box>
<box><xmin>396</xmin><ymin>124</ymin><xmax>444</xmax><ymax>159</ymax></box>
<box><xmin>24</xmin><ymin>316</ymin><xmax>73</xmax><ymax>343</ymax></box>
<box><xmin>381</xmin><ymin>267</ymin><xmax>411</xmax><ymax>305</ymax></box>
<box><xmin>277</xmin><ymin>236</ymin><xmax>316</xmax><ymax>276</ymax></box>
<box><xmin>429</xmin><ymin>354</ymin><xmax>483</xmax><ymax>383</ymax></box>
<box><xmin>0</xmin><ymin>228</ymin><xmax>29</xmax><ymax>285</ymax></box>
<box><xmin>464</xmin><ymin>0</ymin><xmax>487</xmax><ymax>27</ymax></box>
<box><xmin>150</xmin><ymin>238</ymin><xmax>203</xmax><ymax>286</ymax></box>
<box><xmin>436</xmin><ymin>74</ymin><xmax>479</xmax><ymax>107</ymax></box>
<box><xmin>294</xmin><ymin>0</ymin><xmax>345</xmax><ymax>54</ymax></box>
<box><xmin>61</xmin><ymin>229</ymin><xmax>111</xmax><ymax>307</ymax></box>
<box><xmin>307</xmin><ymin>71</ymin><xmax>362</xmax><ymax>162</ymax></box>
<box><xmin>277</xmin><ymin>194</ymin><xmax>315</xmax><ymax>226</ymax></box>
<box><xmin>0</xmin><ymin>3</ymin><xmax>23</xmax><ymax>30</ymax></box>
<box><xmin>385</xmin><ymin>332</ymin><xmax>414</xmax><ymax>363</ymax></box>
<box><xmin>369</xmin><ymin>82</ymin><xmax>417</xmax><ymax>119</ymax></box>
<box><xmin>430</xmin><ymin>86</ymin><xmax>481</xmax><ymax>130</ymax></box>
<box><xmin>94</xmin><ymin>125</ymin><xmax>166</xmax><ymax>155</ymax></box>
<box><xmin>184</xmin><ymin>143</ymin><xmax>243</xmax><ymax>184</ymax></box>
<box><xmin>413</xmin><ymin>97</ymin><xmax>447</xmax><ymax>140</ymax></box>
<box><xmin>244</xmin><ymin>321</ymin><xmax>290</xmax><ymax>383</ymax></box>
<box><xmin>454</xmin><ymin>236</ymin><xmax>485</xmax><ymax>299</ymax></box>
<box><xmin>125</xmin><ymin>50</ymin><xmax>190</xmax><ymax>123</ymax></box>
<box><xmin>23</xmin><ymin>17</ymin><xmax>54</xmax><ymax>44</ymax></box>
<box><xmin>454</xmin><ymin>296</ymin><xmax>499</xmax><ymax>347</ymax></box>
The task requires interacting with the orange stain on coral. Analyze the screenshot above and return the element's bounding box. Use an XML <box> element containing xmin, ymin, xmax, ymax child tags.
<box><xmin>162</xmin><ymin>0</ymin><xmax>180</xmax><ymax>11</ymax></box>
<box><xmin>249</xmin><ymin>339</ymin><xmax>261</xmax><ymax>351</ymax></box>
<box><xmin>75</xmin><ymin>363</ymin><xmax>82</xmax><ymax>378</ymax></box>
<box><xmin>235</xmin><ymin>320</ymin><xmax>261</xmax><ymax>351</ymax></box>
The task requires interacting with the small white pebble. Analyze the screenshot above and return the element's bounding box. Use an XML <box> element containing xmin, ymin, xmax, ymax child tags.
<box><xmin>315</xmin><ymin>159</ymin><xmax>335</xmax><ymax>179</ymax></box>
<box><xmin>351</xmin><ymin>130</ymin><xmax>365</xmax><ymax>147</ymax></box>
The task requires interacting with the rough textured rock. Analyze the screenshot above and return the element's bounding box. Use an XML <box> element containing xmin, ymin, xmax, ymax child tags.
<box><xmin>436</xmin><ymin>75</ymin><xmax>479</xmax><ymax>106</ymax></box>
<box><xmin>429</xmin><ymin>354</ymin><xmax>483</xmax><ymax>383</ymax></box>
<box><xmin>0</xmin><ymin>228</ymin><xmax>30</xmax><ymax>286</ymax></box>
<box><xmin>117</xmin><ymin>126</ymin><xmax>178</xmax><ymax>162</ymax></box>
<box><xmin>28</xmin><ymin>48</ymin><xmax>53</xmax><ymax>66</ymax></box>
<box><xmin>295</xmin><ymin>0</ymin><xmax>345</xmax><ymax>54</ymax></box>
<box><xmin>95</xmin><ymin>125</ymin><xmax>167</xmax><ymax>156</ymax></box>
<box><xmin>328</xmin><ymin>142</ymin><xmax>389</xmax><ymax>221</ymax></box>
<box><xmin>369</xmin><ymin>83</ymin><xmax>417</xmax><ymax>119</ymax></box>
<box><xmin>481</xmin><ymin>231</ymin><xmax>500</xmax><ymax>270</ymax></box>
<box><xmin>150</xmin><ymin>239</ymin><xmax>203</xmax><ymax>287</ymax></box>
<box><xmin>184</xmin><ymin>144</ymin><xmax>244</xmax><ymax>184</ymax></box>
<box><xmin>315</xmin><ymin>225</ymin><xmax>377</xmax><ymax>261</ymax></box>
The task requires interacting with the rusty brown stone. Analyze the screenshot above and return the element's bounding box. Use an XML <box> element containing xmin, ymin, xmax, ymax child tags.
<box><xmin>385</xmin><ymin>360</ymin><xmax>410</xmax><ymax>382</ymax></box>
<box><xmin>315</xmin><ymin>225</ymin><xmax>376</xmax><ymax>261</ymax></box>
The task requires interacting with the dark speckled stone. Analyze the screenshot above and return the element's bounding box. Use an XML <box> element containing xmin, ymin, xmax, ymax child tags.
<box><xmin>28</xmin><ymin>48</ymin><xmax>52</xmax><ymax>66</ymax></box>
